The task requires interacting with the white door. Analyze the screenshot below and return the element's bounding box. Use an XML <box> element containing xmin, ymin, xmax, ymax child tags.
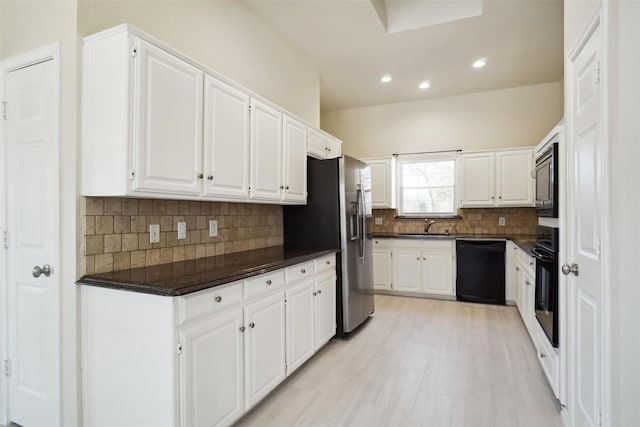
<box><xmin>203</xmin><ymin>75</ymin><xmax>250</xmax><ymax>200</ymax></box>
<box><xmin>325</xmin><ymin>135</ymin><xmax>342</xmax><ymax>159</ymax></box>
<box><xmin>306</xmin><ymin>128</ymin><xmax>326</xmax><ymax>159</ymax></box>
<box><xmin>314</xmin><ymin>271</ymin><xmax>337</xmax><ymax>349</ymax></box>
<box><xmin>567</xmin><ymin>20</ymin><xmax>604</xmax><ymax>427</ymax></box>
<box><xmin>133</xmin><ymin>38</ymin><xmax>203</xmax><ymax>195</ymax></box>
<box><xmin>281</xmin><ymin>116</ymin><xmax>307</xmax><ymax>203</ymax></box>
<box><xmin>495</xmin><ymin>149</ymin><xmax>534</xmax><ymax>206</ymax></box>
<box><xmin>5</xmin><ymin>58</ymin><xmax>60</xmax><ymax>426</ymax></box>
<box><xmin>179</xmin><ymin>308</ymin><xmax>244</xmax><ymax>427</ymax></box>
<box><xmin>392</xmin><ymin>248</ymin><xmax>421</xmax><ymax>292</ymax></box>
<box><xmin>249</xmin><ymin>99</ymin><xmax>282</xmax><ymax>201</ymax></box>
<box><xmin>244</xmin><ymin>292</ymin><xmax>286</xmax><ymax>409</ymax></box>
<box><xmin>421</xmin><ymin>246</ymin><xmax>454</xmax><ymax>295</ymax></box>
<box><xmin>459</xmin><ymin>153</ymin><xmax>495</xmax><ymax>207</ymax></box>
<box><xmin>284</xmin><ymin>279</ymin><xmax>315</xmax><ymax>375</ymax></box>
<box><xmin>372</xmin><ymin>248</ymin><xmax>392</xmax><ymax>290</ymax></box>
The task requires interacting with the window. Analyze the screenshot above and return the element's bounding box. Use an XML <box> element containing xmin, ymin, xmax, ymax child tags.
<box><xmin>397</xmin><ymin>157</ymin><xmax>456</xmax><ymax>216</ymax></box>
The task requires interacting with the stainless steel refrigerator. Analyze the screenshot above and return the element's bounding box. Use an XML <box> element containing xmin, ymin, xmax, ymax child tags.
<box><xmin>283</xmin><ymin>155</ymin><xmax>374</xmax><ymax>336</ymax></box>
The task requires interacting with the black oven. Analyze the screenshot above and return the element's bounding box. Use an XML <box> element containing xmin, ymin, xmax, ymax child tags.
<box><xmin>532</xmin><ymin>225</ymin><xmax>559</xmax><ymax>347</ymax></box>
<box><xmin>535</xmin><ymin>143</ymin><xmax>558</xmax><ymax>218</ymax></box>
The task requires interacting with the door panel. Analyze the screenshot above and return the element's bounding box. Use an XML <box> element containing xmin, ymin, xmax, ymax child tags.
<box><xmin>496</xmin><ymin>150</ymin><xmax>534</xmax><ymax>205</ymax></box>
<box><xmin>315</xmin><ymin>272</ymin><xmax>337</xmax><ymax>348</ymax></box>
<box><xmin>282</xmin><ymin>116</ymin><xmax>307</xmax><ymax>203</ymax></box>
<box><xmin>134</xmin><ymin>38</ymin><xmax>203</xmax><ymax>195</ymax></box>
<box><xmin>392</xmin><ymin>249</ymin><xmax>421</xmax><ymax>292</ymax></box>
<box><xmin>568</xmin><ymin>22</ymin><xmax>603</xmax><ymax>427</ymax></box>
<box><xmin>249</xmin><ymin>100</ymin><xmax>282</xmax><ymax>201</ymax></box>
<box><xmin>6</xmin><ymin>58</ymin><xmax>60</xmax><ymax>426</ymax></box>
<box><xmin>422</xmin><ymin>249</ymin><xmax>454</xmax><ymax>295</ymax></box>
<box><xmin>285</xmin><ymin>280</ymin><xmax>315</xmax><ymax>375</ymax></box>
<box><xmin>460</xmin><ymin>153</ymin><xmax>494</xmax><ymax>206</ymax></box>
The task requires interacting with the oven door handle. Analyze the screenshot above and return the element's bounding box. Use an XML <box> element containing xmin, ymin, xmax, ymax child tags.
<box><xmin>531</xmin><ymin>247</ymin><xmax>555</xmax><ymax>263</ymax></box>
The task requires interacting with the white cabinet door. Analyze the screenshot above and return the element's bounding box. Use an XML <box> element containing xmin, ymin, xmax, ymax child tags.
<box><xmin>372</xmin><ymin>248</ymin><xmax>392</xmax><ymax>291</ymax></box>
<box><xmin>203</xmin><ymin>75</ymin><xmax>250</xmax><ymax>199</ymax></box>
<box><xmin>284</xmin><ymin>279</ymin><xmax>315</xmax><ymax>376</ymax></box>
<box><xmin>282</xmin><ymin>116</ymin><xmax>307</xmax><ymax>203</ymax></box>
<box><xmin>179</xmin><ymin>308</ymin><xmax>244</xmax><ymax>427</ymax></box>
<box><xmin>392</xmin><ymin>248</ymin><xmax>422</xmax><ymax>292</ymax></box>
<box><xmin>314</xmin><ymin>270</ymin><xmax>337</xmax><ymax>349</ymax></box>
<box><xmin>325</xmin><ymin>135</ymin><xmax>342</xmax><ymax>159</ymax></box>
<box><xmin>244</xmin><ymin>292</ymin><xmax>286</xmax><ymax>409</ymax></box>
<box><xmin>523</xmin><ymin>268</ymin><xmax>536</xmax><ymax>339</ymax></box>
<box><xmin>421</xmin><ymin>246</ymin><xmax>454</xmax><ymax>295</ymax></box>
<box><xmin>133</xmin><ymin>38</ymin><xmax>203</xmax><ymax>195</ymax></box>
<box><xmin>459</xmin><ymin>153</ymin><xmax>495</xmax><ymax>207</ymax></box>
<box><xmin>367</xmin><ymin>159</ymin><xmax>394</xmax><ymax>208</ymax></box>
<box><xmin>496</xmin><ymin>150</ymin><xmax>534</xmax><ymax>206</ymax></box>
<box><xmin>307</xmin><ymin>128</ymin><xmax>326</xmax><ymax>159</ymax></box>
<box><xmin>249</xmin><ymin>99</ymin><xmax>282</xmax><ymax>201</ymax></box>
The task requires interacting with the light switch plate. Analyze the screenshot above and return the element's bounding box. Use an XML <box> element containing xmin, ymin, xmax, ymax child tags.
<box><xmin>177</xmin><ymin>221</ymin><xmax>187</xmax><ymax>240</ymax></box>
<box><xmin>375</xmin><ymin>217</ymin><xmax>383</xmax><ymax>225</ymax></box>
<box><xmin>149</xmin><ymin>224</ymin><xmax>160</xmax><ymax>243</ymax></box>
<box><xmin>209</xmin><ymin>220</ymin><xmax>218</xmax><ymax>237</ymax></box>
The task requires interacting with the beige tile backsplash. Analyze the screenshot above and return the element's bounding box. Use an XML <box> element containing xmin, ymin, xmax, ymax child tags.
<box><xmin>371</xmin><ymin>207</ymin><xmax>537</xmax><ymax>236</ymax></box>
<box><xmin>81</xmin><ymin>197</ymin><xmax>283</xmax><ymax>274</ymax></box>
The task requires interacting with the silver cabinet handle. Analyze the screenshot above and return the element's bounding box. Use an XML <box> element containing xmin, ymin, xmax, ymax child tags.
<box><xmin>249</xmin><ymin>322</ymin><xmax>255</xmax><ymax>328</ymax></box>
<box><xmin>326</xmin><ymin>260</ymin><xmax>330</xmax><ymax>265</ymax></box>
<box><xmin>516</xmin><ymin>267</ymin><xmax>520</xmax><ymax>271</ymax></box>
<box><xmin>301</xmin><ymin>269</ymin><xmax>306</xmax><ymax>274</ymax></box>
<box><xmin>266</xmin><ymin>280</ymin><xmax>272</xmax><ymax>285</ymax></box>
<box><xmin>416</xmin><ymin>257</ymin><xmax>420</xmax><ymax>261</ymax></box>
<box><xmin>530</xmin><ymin>261</ymin><xmax>534</xmax><ymax>266</ymax></box>
<box><xmin>539</xmin><ymin>352</ymin><xmax>546</xmax><ymax>358</ymax></box>
<box><xmin>317</xmin><ymin>289</ymin><xmax>322</xmax><ymax>294</ymax></box>
<box><xmin>525</xmin><ymin>280</ymin><xmax>530</xmax><ymax>286</ymax></box>
<box><xmin>197</xmin><ymin>173</ymin><xmax>203</xmax><ymax>179</ymax></box>
<box><xmin>214</xmin><ymin>296</ymin><xmax>222</xmax><ymax>303</ymax></box>
<box><xmin>491</xmin><ymin>196</ymin><xmax>495</xmax><ymax>199</ymax></box>
<box><xmin>239</xmin><ymin>326</ymin><xmax>245</xmax><ymax>332</ymax></box>
<box><xmin>286</xmin><ymin>186</ymin><xmax>290</xmax><ymax>190</ymax></box>
<box><xmin>280</xmin><ymin>185</ymin><xmax>284</xmax><ymax>189</ymax></box>
<box><xmin>561</xmin><ymin>263</ymin><xmax>579</xmax><ymax>276</ymax></box>
<box><xmin>499</xmin><ymin>196</ymin><xmax>502</xmax><ymax>199</ymax></box>
<box><xmin>207</xmin><ymin>175</ymin><xmax>213</xmax><ymax>180</ymax></box>
<box><xmin>32</xmin><ymin>264</ymin><xmax>52</xmax><ymax>278</ymax></box>
<box><xmin>313</xmin><ymin>292</ymin><xmax>317</xmax><ymax>296</ymax></box>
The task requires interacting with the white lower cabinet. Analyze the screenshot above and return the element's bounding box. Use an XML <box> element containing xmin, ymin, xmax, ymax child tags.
<box><xmin>179</xmin><ymin>307</ymin><xmax>244</xmax><ymax>427</ymax></box>
<box><xmin>372</xmin><ymin>239</ymin><xmax>392</xmax><ymax>291</ymax></box>
<box><xmin>81</xmin><ymin>253</ymin><xmax>336</xmax><ymax>427</ymax></box>
<box><xmin>244</xmin><ymin>292</ymin><xmax>286</xmax><ymax>409</ymax></box>
<box><xmin>387</xmin><ymin>239</ymin><xmax>455</xmax><ymax>296</ymax></box>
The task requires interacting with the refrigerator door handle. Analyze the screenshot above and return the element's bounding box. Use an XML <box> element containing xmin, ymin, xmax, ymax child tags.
<box><xmin>359</xmin><ymin>185</ymin><xmax>366</xmax><ymax>263</ymax></box>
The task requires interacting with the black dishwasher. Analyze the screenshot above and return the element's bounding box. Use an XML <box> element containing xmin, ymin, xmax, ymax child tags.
<box><xmin>456</xmin><ymin>240</ymin><xmax>505</xmax><ymax>305</ymax></box>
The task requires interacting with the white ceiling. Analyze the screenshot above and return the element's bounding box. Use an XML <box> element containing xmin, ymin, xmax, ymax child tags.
<box><xmin>244</xmin><ymin>0</ymin><xmax>564</xmax><ymax>112</ymax></box>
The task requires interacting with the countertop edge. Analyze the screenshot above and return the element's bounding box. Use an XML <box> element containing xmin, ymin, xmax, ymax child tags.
<box><xmin>77</xmin><ymin>248</ymin><xmax>339</xmax><ymax>297</ymax></box>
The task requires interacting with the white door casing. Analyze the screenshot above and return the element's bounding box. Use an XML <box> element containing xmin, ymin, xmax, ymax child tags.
<box><xmin>567</xmin><ymin>12</ymin><xmax>606</xmax><ymax>427</ymax></box>
<box><xmin>4</xmin><ymin>48</ymin><xmax>60</xmax><ymax>427</ymax></box>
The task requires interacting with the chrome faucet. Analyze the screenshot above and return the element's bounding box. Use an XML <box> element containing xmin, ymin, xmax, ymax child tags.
<box><xmin>424</xmin><ymin>219</ymin><xmax>436</xmax><ymax>234</ymax></box>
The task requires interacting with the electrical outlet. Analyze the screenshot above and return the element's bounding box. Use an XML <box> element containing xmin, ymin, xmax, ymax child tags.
<box><xmin>498</xmin><ymin>216</ymin><xmax>506</xmax><ymax>226</ymax></box>
<box><xmin>209</xmin><ymin>220</ymin><xmax>218</xmax><ymax>237</ymax></box>
<box><xmin>177</xmin><ymin>221</ymin><xmax>187</xmax><ymax>240</ymax></box>
<box><xmin>149</xmin><ymin>224</ymin><xmax>160</xmax><ymax>243</ymax></box>
<box><xmin>375</xmin><ymin>217</ymin><xmax>383</xmax><ymax>225</ymax></box>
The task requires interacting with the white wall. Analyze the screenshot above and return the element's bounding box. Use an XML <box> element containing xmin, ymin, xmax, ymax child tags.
<box><xmin>77</xmin><ymin>0</ymin><xmax>320</xmax><ymax>126</ymax></box>
<box><xmin>0</xmin><ymin>1</ymin><xmax>80</xmax><ymax>425</ymax></box>
<box><xmin>606</xmin><ymin>1</ymin><xmax>640</xmax><ymax>425</ymax></box>
<box><xmin>321</xmin><ymin>82</ymin><xmax>563</xmax><ymax>158</ymax></box>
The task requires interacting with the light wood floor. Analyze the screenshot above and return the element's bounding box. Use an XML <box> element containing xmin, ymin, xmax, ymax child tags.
<box><xmin>236</xmin><ymin>295</ymin><xmax>564</xmax><ymax>427</ymax></box>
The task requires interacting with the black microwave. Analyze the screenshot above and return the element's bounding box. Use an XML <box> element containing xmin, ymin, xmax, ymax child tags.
<box><xmin>535</xmin><ymin>143</ymin><xmax>558</xmax><ymax>217</ymax></box>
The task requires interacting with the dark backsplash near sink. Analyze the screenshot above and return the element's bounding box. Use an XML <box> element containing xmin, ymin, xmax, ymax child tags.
<box><xmin>371</xmin><ymin>207</ymin><xmax>536</xmax><ymax>236</ymax></box>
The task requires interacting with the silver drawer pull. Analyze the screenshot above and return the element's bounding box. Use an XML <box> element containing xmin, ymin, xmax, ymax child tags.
<box><xmin>539</xmin><ymin>352</ymin><xmax>546</xmax><ymax>358</ymax></box>
<box><xmin>326</xmin><ymin>260</ymin><xmax>330</xmax><ymax>265</ymax></box>
<box><xmin>266</xmin><ymin>280</ymin><xmax>272</xmax><ymax>285</ymax></box>
<box><xmin>249</xmin><ymin>322</ymin><xmax>255</xmax><ymax>328</ymax></box>
<box><xmin>214</xmin><ymin>296</ymin><xmax>222</xmax><ymax>303</ymax></box>
<box><xmin>239</xmin><ymin>326</ymin><xmax>245</xmax><ymax>332</ymax></box>
<box><xmin>301</xmin><ymin>269</ymin><xmax>306</xmax><ymax>274</ymax></box>
<box><xmin>313</xmin><ymin>292</ymin><xmax>317</xmax><ymax>296</ymax></box>
<box><xmin>317</xmin><ymin>289</ymin><xmax>322</xmax><ymax>295</ymax></box>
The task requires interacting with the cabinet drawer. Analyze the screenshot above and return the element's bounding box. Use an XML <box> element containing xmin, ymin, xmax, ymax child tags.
<box><xmin>244</xmin><ymin>269</ymin><xmax>285</xmax><ymax>301</ymax></box>
<box><xmin>536</xmin><ymin>326</ymin><xmax>559</xmax><ymax>396</ymax></box>
<box><xmin>285</xmin><ymin>261</ymin><xmax>314</xmax><ymax>285</ymax></box>
<box><xmin>373</xmin><ymin>239</ymin><xmax>393</xmax><ymax>249</ymax></box>
<box><xmin>178</xmin><ymin>280</ymin><xmax>243</xmax><ymax>325</ymax></box>
<box><xmin>314</xmin><ymin>254</ymin><xmax>336</xmax><ymax>274</ymax></box>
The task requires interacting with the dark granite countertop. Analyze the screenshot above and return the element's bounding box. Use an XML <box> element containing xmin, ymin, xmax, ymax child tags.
<box><xmin>372</xmin><ymin>233</ymin><xmax>536</xmax><ymax>255</ymax></box>
<box><xmin>77</xmin><ymin>246</ymin><xmax>338</xmax><ymax>296</ymax></box>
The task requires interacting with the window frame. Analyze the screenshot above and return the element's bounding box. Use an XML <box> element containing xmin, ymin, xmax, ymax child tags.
<box><xmin>395</xmin><ymin>154</ymin><xmax>458</xmax><ymax>218</ymax></box>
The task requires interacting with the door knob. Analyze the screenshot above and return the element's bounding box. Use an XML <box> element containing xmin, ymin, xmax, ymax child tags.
<box><xmin>562</xmin><ymin>263</ymin><xmax>579</xmax><ymax>276</ymax></box>
<box><xmin>32</xmin><ymin>264</ymin><xmax>52</xmax><ymax>278</ymax></box>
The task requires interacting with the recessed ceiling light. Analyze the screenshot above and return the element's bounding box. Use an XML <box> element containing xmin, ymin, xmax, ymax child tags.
<box><xmin>419</xmin><ymin>81</ymin><xmax>431</xmax><ymax>89</ymax></box>
<box><xmin>472</xmin><ymin>58</ymin><xmax>487</xmax><ymax>68</ymax></box>
<box><xmin>380</xmin><ymin>74</ymin><xmax>392</xmax><ymax>83</ymax></box>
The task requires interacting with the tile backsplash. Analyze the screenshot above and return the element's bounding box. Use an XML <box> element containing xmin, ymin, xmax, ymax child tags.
<box><xmin>371</xmin><ymin>207</ymin><xmax>537</xmax><ymax>236</ymax></box>
<box><xmin>81</xmin><ymin>197</ymin><xmax>283</xmax><ymax>274</ymax></box>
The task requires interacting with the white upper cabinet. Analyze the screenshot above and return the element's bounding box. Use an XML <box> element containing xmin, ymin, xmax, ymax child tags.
<box><xmin>249</xmin><ymin>99</ymin><xmax>283</xmax><ymax>202</ymax></box>
<box><xmin>81</xmin><ymin>24</ymin><xmax>340</xmax><ymax>204</ymax></box>
<box><xmin>282</xmin><ymin>116</ymin><xmax>307</xmax><ymax>204</ymax></box>
<box><xmin>459</xmin><ymin>148</ymin><xmax>534</xmax><ymax>208</ymax></box>
<box><xmin>203</xmin><ymin>75</ymin><xmax>250</xmax><ymax>200</ymax></box>
<box><xmin>364</xmin><ymin>157</ymin><xmax>395</xmax><ymax>208</ymax></box>
<box><xmin>495</xmin><ymin>150</ymin><xmax>534</xmax><ymax>206</ymax></box>
<box><xmin>307</xmin><ymin>128</ymin><xmax>342</xmax><ymax>160</ymax></box>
